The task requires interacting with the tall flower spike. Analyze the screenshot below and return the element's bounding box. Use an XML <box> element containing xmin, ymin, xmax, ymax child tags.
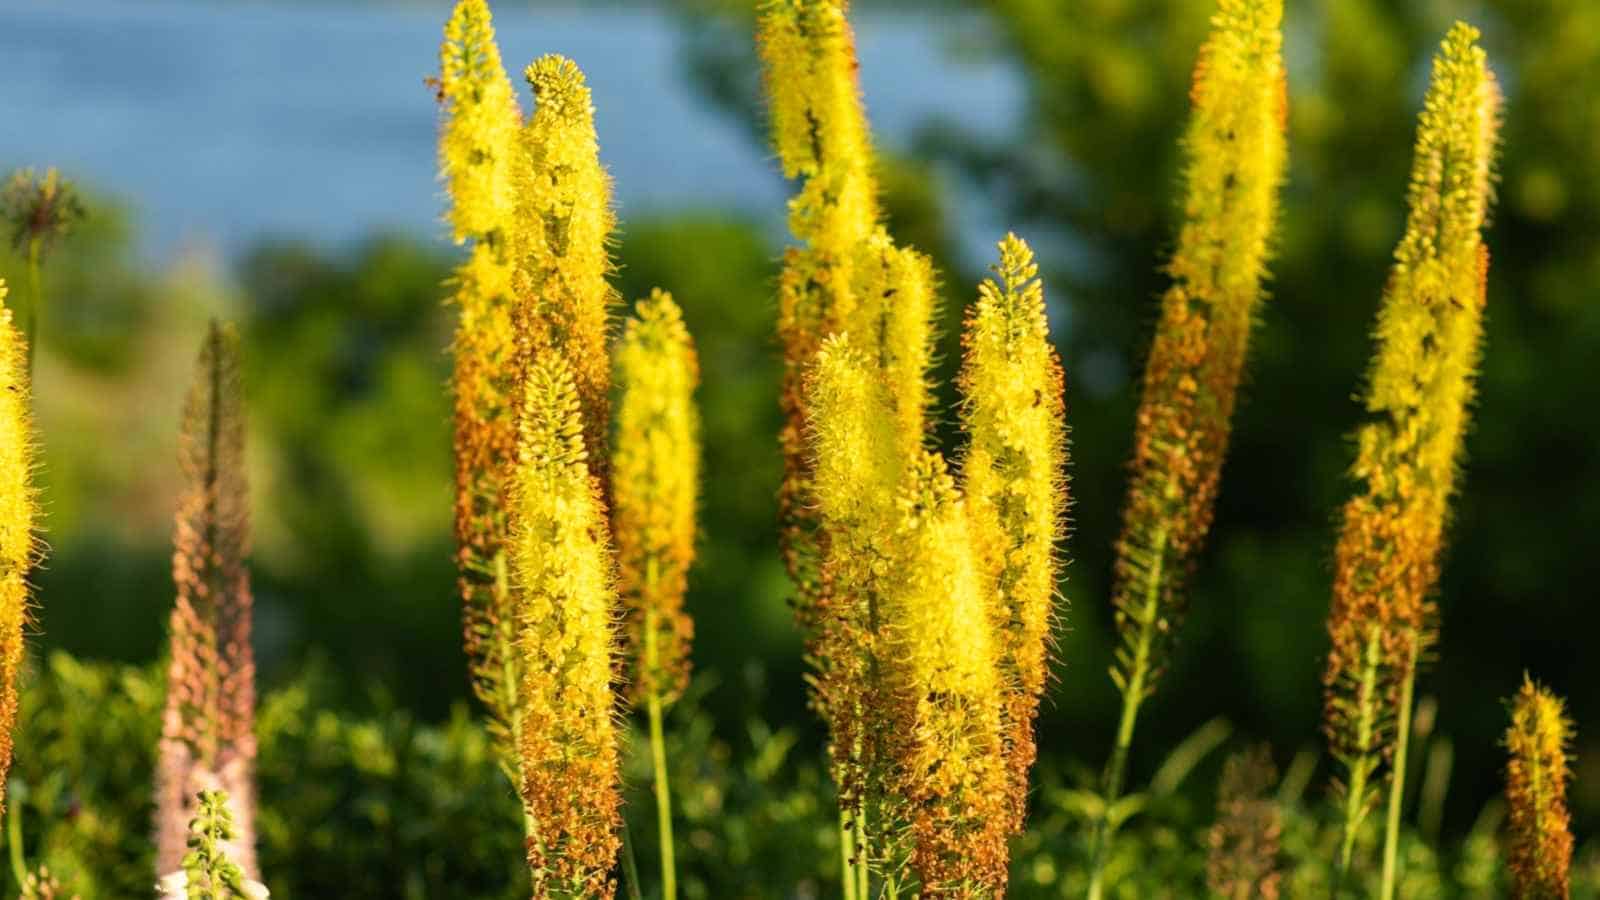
<box><xmin>880</xmin><ymin>453</ymin><xmax>1009</xmax><ymax>895</ymax></box>
<box><xmin>156</xmin><ymin>322</ymin><xmax>259</xmax><ymax>882</ymax></box>
<box><xmin>957</xmin><ymin>234</ymin><xmax>1068</xmax><ymax>834</ymax></box>
<box><xmin>848</xmin><ymin>231</ymin><xmax>936</xmax><ymax>461</ymax></box>
<box><xmin>611</xmin><ymin>289</ymin><xmax>700</xmax><ymax>706</ymax></box>
<box><xmin>0</xmin><ymin>278</ymin><xmax>40</xmax><ymax>820</ymax></box>
<box><xmin>1091</xmin><ymin>1</ymin><xmax>1286</xmax><ymax>893</ymax></box>
<box><xmin>435</xmin><ymin>0</ymin><xmax>527</xmax><ymax>779</ymax></box>
<box><xmin>757</xmin><ymin>0</ymin><xmax>882</xmax><ymax>623</ymax></box>
<box><xmin>511</xmin><ymin>353</ymin><xmax>622</xmax><ymax>898</ymax></box>
<box><xmin>1321</xmin><ymin>22</ymin><xmax>1499</xmax><ymax>884</ymax></box>
<box><xmin>1505</xmin><ymin>676</ymin><xmax>1574</xmax><ymax>900</ymax></box>
<box><xmin>514</xmin><ymin>54</ymin><xmax>617</xmax><ymax>475</ymax></box>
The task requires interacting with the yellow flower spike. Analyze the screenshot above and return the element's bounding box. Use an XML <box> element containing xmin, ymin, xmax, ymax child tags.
<box><xmin>510</xmin><ymin>353</ymin><xmax>623</xmax><ymax>899</ymax></box>
<box><xmin>805</xmin><ymin>335</ymin><xmax>902</xmax><ymax>814</ymax></box>
<box><xmin>436</xmin><ymin>0</ymin><xmax>522</xmax><ymax>247</ymax></box>
<box><xmin>611</xmin><ymin>289</ymin><xmax>700</xmax><ymax>707</ymax></box>
<box><xmin>435</xmin><ymin>0</ymin><xmax>526</xmax><ymax>782</ymax></box>
<box><xmin>1090</xmin><ymin>2</ymin><xmax>1286</xmax><ymax>894</ymax></box>
<box><xmin>956</xmin><ymin>233</ymin><xmax>1068</xmax><ymax>835</ymax></box>
<box><xmin>1505</xmin><ymin>676</ymin><xmax>1574</xmax><ymax>900</ymax></box>
<box><xmin>155</xmin><ymin>322</ymin><xmax>259</xmax><ymax>881</ymax></box>
<box><xmin>612</xmin><ymin>288</ymin><xmax>699</xmax><ymax>900</ymax></box>
<box><xmin>880</xmin><ymin>452</ymin><xmax>1009</xmax><ymax>896</ymax></box>
<box><xmin>1322</xmin><ymin>23</ymin><xmax>1499</xmax><ymax>894</ymax></box>
<box><xmin>758</xmin><ymin>0</ymin><xmax>883</xmax><ymax>634</ymax></box>
<box><xmin>515</xmin><ymin>54</ymin><xmax>618</xmax><ymax>476</ymax></box>
<box><xmin>0</xmin><ymin>279</ymin><xmax>39</xmax><ymax>821</ymax></box>
<box><xmin>847</xmin><ymin>231</ymin><xmax>937</xmax><ymax>462</ymax></box>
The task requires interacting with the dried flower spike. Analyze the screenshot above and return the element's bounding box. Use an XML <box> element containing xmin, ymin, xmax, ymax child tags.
<box><xmin>957</xmin><ymin>234</ymin><xmax>1068</xmax><ymax>833</ymax></box>
<box><xmin>436</xmin><ymin>0</ymin><xmax>526</xmax><ymax>778</ymax></box>
<box><xmin>511</xmin><ymin>353</ymin><xmax>623</xmax><ymax>898</ymax></box>
<box><xmin>2</xmin><ymin>167</ymin><xmax>84</xmax><ymax>256</ymax></box>
<box><xmin>1505</xmin><ymin>676</ymin><xmax>1574</xmax><ymax>900</ymax></box>
<box><xmin>0</xmin><ymin>279</ymin><xmax>40</xmax><ymax>819</ymax></box>
<box><xmin>156</xmin><ymin>322</ymin><xmax>259</xmax><ymax>881</ymax></box>
<box><xmin>1321</xmin><ymin>23</ymin><xmax>1499</xmax><ymax>889</ymax></box>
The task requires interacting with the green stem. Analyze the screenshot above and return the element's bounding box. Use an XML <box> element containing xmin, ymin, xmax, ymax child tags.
<box><xmin>1334</xmin><ymin>626</ymin><xmax>1384</xmax><ymax>897</ymax></box>
<box><xmin>853</xmin><ymin>804</ymin><xmax>869</xmax><ymax>898</ymax></box>
<box><xmin>838</xmin><ymin>808</ymin><xmax>859</xmax><ymax>900</ymax></box>
<box><xmin>644</xmin><ymin>592</ymin><xmax>677</xmax><ymax>900</ymax></box>
<box><xmin>1379</xmin><ymin>632</ymin><xmax>1418</xmax><ymax>900</ymax></box>
<box><xmin>7</xmin><ymin>783</ymin><xmax>25</xmax><ymax>889</ymax></box>
<box><xmin>1086</xmin><ymin>527</ymin><xmax>1167</xmax><ymax>900</ymax></box>
<box><xmin>494</xmin><ymin>550</ymin><xmax>538</xmax><ymax>843</ymax></box>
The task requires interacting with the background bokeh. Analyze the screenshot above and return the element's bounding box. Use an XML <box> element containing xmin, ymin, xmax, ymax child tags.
<box><xmin>1</xmin><ymin>0</ymin><xmax>1596</xmax><ymax>895</ymax></box>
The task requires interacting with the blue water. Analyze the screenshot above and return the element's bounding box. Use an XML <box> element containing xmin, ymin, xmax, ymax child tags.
<box><xmin>1</xmin><ymin>0</ymin><xmax>1022</xmax><ymax>261</ymax></box>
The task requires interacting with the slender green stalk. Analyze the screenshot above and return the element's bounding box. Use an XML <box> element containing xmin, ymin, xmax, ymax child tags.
<box><xmin>1335</xmin><ymin>627</ymin><xmax>1383</xmax><ymax>893</ymax></box>
<box><xmin>1380</xmin><ymin>633</ymin><xmax>1419</xmax><ymax>900</ymax></box>
<box><xmin>853</xmin><ymin>808</ymin><xmax>868</xmax><ymax>898</ymax></box>
<box><xmin>22</xmin><ymin>240</ymin><xmax>39</xmax><ymax>374</ymax></box>
<box><xmin>1087</xmin><ymin>527</ymin><xmax>1166</xmax><ymax>900</ymax></box>
<box><xmin>643</xmin><ymin>558</ymin><xmax>677</xmax><ymax>900</ymax></box>
<box><xmin>7</xmin><ymin>789</ymin><xmax>24</xmax><ymax>889</ymax></box>
<box><xmin>838</xmin><ymin>808</ymin><xmax>858</xmax><ymax>900</ymax></box>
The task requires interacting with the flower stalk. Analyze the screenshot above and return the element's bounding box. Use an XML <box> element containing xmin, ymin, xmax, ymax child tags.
<box><xmin>1319</xmin><ymin>23</ymin><xmax>1499</xmax><ymax>896</ymax></box>
<box><xmin>1090</xmin><ymin>0</ymin><xmax>1287</xmax><ymax>892</ymax></box>
<box><xmin>156</xmin><ymin>322</ymin><xmax>259</xmax><ymax>882</ymax></box>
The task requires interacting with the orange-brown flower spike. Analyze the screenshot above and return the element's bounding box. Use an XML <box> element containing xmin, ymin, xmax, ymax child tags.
<box><xmin>1322</xmin><ymin>23</ymin><xmax>1499</xmax><ymax>888</ymax></box>
<box><xmin>1090</xmin><ymin>2</ymin><xmax>1286</xmax><ymax>894</ymax></box>
<box><xmin>155</xmin><ymin>322</ymin><xmax>259</xmax><ymax>881</ymax></box>
<box><xmin>611</xmin><ymin>289</ymin><xmax>700</xmax><ymax>706</ymax></box>
<box><xmin>758</xmin><ymin>0</ymin><xmax>882</xmax><ymax>623</ymax></box>
<box><xmin>881</xmin><ymin>453</ymin><xmax>1010</xmax><ymax>896</ymax></box>
<box><xmin>1505</xmin><ymin>676</ymin><xmax>1574</xmax><ymax>900</ymax></box>
<box><xmin>514</xmin><ymin>55</ymin><xmax>617</xmax><ymax>477</ymax></box>
<box><xmin>435</xmin><ymin>0</ymin><xmax>527</xmax><ymax>779</ymax></box>
<box><xmin>0</xmin><ymin>279</ymin><xmax>39</xmax><ymax>821</ymax></box>
<box><xmin>957</xmin><ymin>234</ymin><xmax>1068</xmax><ymax>834</ymax></box>
<box><xmin>511</xmin><ymin>353</ymin><xmax>623</xmax><ymax>899</ymax></box>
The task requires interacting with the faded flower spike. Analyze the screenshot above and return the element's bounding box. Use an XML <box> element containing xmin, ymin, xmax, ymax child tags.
<box><xmin>1091</xmin><ymin>0</ymin><xmax>1287</xmax><ymax>893</ymax></box>
<box><xmin>1206</xmin><ymin>746</ymin><xmax>1283</xmax><ymax>900</ymax></box>
<box><xmin>0</xmin><ymin>279</ymin><xmax>40</xmax><ymax>820</ymax></box>
<box><xmin>156</xmin><ymin>322</ymin><xmax>259</xmax><ymax>882</ymax></box>
<box><xmin>511</xmin><ymin>353</ymin><xmax>623</xmax><ymax>898</ymax></box>
<box><xmin>435</xmin><ymin>0</ymin><xmax>527</xmax><ymax>784</ymax></box>
<box><xmin>957</xmin><ymin>234</ymin><xmax>1068</xmax><ymax>833</ymax></box>
<box><xmin>515</xmin><ymin>54</ymin><xmax>617</xmax><ymax>476</ymax></box>
<box><xmin>2</xmin><ymin>167</ymin><xmax>85</xmax><ymax>256</ymax></box>
<box><xmin>1322</xmin><ymin>22</ymin><xmax>1499</xmax><ymax>892</ymax></box>
<box><xmin>1505</xmin><ymin>677</ymin><xmax>1574</xmax><ymax>900</ymax></box>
